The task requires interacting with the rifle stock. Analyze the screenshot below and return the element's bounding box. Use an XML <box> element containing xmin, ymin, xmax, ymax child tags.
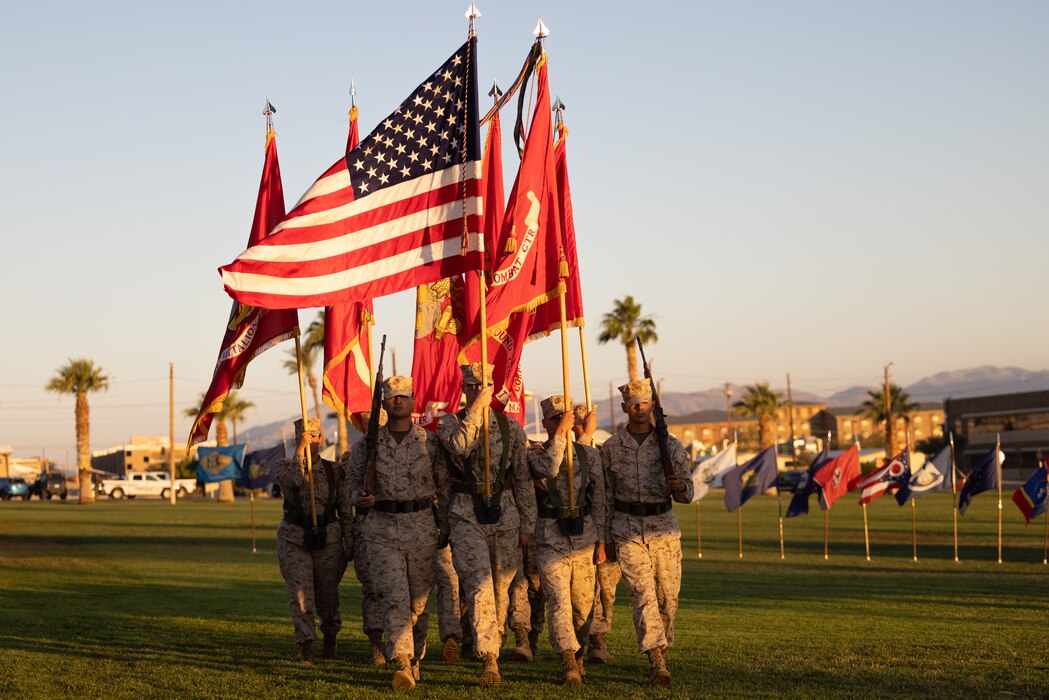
<box><xmin>636</xmin><ymin>337</ymin><xmax>675</xmax><ymax>481</ymax></box>
<box><xmin>363</xmin><ymin>334</ymin><xmax>387</xmax><ymax>497</ymax></box>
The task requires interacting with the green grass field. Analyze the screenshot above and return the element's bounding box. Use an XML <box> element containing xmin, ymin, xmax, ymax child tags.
<box><xmin>1</xmin><ymin>492</ymin><xmax>1047</xmax><ymax>698</ymax></box>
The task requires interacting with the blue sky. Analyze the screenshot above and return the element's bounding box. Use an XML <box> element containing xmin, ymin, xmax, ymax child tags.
<box><xmin>2</xmin><ymin>1</ymin><xmax>1046</xmax><ymax>459</ymax></box>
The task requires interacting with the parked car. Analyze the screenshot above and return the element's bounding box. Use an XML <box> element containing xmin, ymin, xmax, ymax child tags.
<box><xmin>99</xmin><ymin>471</ymin><xmax>198</xmax><ymax>499</ymax></box>
<box><xmin>29</xmin><ymin>473</ymin><xmax>68</xmax><ymax>500</ymax></box>
<box><xmin>0</xmin><ymin>477</ymin><xmax>31</xmax><ymax>501</ymax></box>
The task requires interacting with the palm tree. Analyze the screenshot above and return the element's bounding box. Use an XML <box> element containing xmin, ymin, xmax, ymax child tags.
<box><xmin>733</xmin><ymin>382</ymin><xmax>784</xmax><ymax>449</ymax></box>
<box><xmin>283</xmin><ymin>316</ymin><xmax>328</xmax><ymax>448</ymax></box>
<box><xmin>184</xmin><ymin>391</ymin><xmax>252</xmax><ymax>502</ymax></box>
<box><xmin>46</xmin><ymin>359</ymin><xmax>110</xmax><ymax>505</ymax></box>
<box><xmin>597</xmin><ymin>296</ymin><xmax>658</xmax><ymax>382</ymax></box>
<box><xmin>861</xmin><ymin>383</ymin><xmax>919</xmax><ymax>455</ymax></box>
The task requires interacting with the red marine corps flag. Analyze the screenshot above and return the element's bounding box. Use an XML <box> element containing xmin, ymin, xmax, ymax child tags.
<box><xmin>322</xmin><ymin>100</ymin><xmax>376</xmax><ymax>431</ymax></box>
<box><xmin>460</xmin><ymin>48</ymin><xmax>564</xmax><ymax>425</ymax></box>
<box><xmin>219</xmin><ymin>39</ymin><xmax>483</xmax><ymax>309</ymax></box>
<box><xmin>189</xmin><ymin>114</ymin><xmax>299</xmax><ymax>446</ymax></box>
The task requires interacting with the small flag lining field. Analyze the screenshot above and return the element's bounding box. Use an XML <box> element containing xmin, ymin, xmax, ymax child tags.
<box><xmin>1</xmin><ymin>493</ymin><xmax>1046</xmax><ymax>698</ymax></box>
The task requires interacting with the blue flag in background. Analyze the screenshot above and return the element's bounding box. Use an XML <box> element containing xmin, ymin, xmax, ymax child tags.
<box><xmin>196</xmin><ymin>445</ymin><xmax>247</xmax><ymax>484</ymax></box>
<box><xmin>1011</xmin><ymin>464</ymin><xmax>1048</xmax><ymax>524</ymax></box>
<box><xmin>958</xmin><ymin>446</ymin><xmax>1001</xmax><ymax>516</ymax></box>
<box><xmin>785</xmin><ymin>444</ymin><xmax>830</xmax><ymax>518</ymax></box>
<box><xmin>724</xmin><ymin>446</ymin><xmax>778</xmax><ymax>513</ymax></box>
<box><xmin>896</xmin><ymin>444</ymin><xmax>950</xmax><ymax>505</ymax></box>
<box><xmin>237</xmin><ymin>444</ymin><xmax>285</xmax><ymax>489</ymax></box>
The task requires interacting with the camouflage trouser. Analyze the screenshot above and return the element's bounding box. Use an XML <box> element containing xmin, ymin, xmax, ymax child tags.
<box><xmin>352</xmin><ymin>518</ymin><xmax>383</xmax><ymax>634</ymax></box>
<box><xmin>370</xmin><ymin>538</ymin><xmax>435</xmax><ymax>661</ymax></box>
<box><xmin>590</xmin><ymin>559</ymin><xmax>622</xmax><ymax>637</ymax></box>
<box><xmin>277</xmin><ymin>537</ymin><xmax>345</xmax><ymax>644</ymax></box>
<box><xmin>434</xmin><ymin>543</ymin><xmax>463</xmax><ymax>643</ymax></box>
<box><xmin>536</xmin><ymin>545</ymin><xmax>595</xmax><ymax>655</ymax></box>
<box><xmin>449</xmin><ymin>520</ymin><xmax>519</xmax><ymax>658</ymax></box>
<box><xmin>507</xmin><ymin>543</ymin><xmax>544</xmax><ymax>634</ymax></box>
<box><xmin>616</xmin><ymin>536</ymin><xmax>681</xmax><ymax>653</ymax></box>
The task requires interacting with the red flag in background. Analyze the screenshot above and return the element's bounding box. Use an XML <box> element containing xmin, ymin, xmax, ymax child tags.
<box><xmin>189</xmin><ymin>125</ymin><xmax>299</xmax><ymax>446</ymax></box>
<box><xmin>812</xmin><ymin>444</ymin><xmax>861</xmax><ymax>509</ymax></box>
<box><xmin>460</xmin><ymin>52</ymin><xmax>564</xmax><ymax>425</ymax></box>
<box><xmin>529</xmin><ymin>119</ymin><xmax>584</xmax><ymax>340</ymax></box>
<box><xmin>323</xmin><ymin>105</ymin><xmax>375</xmax><ymax>430</ymax></box>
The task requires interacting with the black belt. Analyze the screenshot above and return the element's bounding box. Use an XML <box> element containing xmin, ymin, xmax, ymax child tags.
<box><xmin>538</xmin><ymin>505</ymin><xmax>590</xmax><ymax>520</ymax></box>
<box><xmin>453</xmin><ymin>483</ymin><xmax>503</xmax><ymax>496</ymax></box>
<box><xmin>614</xmin><ymin>499</ymin><xmax>672</xmax><ymax>516</ymax></box>
<box><xmin>285</xmin><ymin>511</ymin><xmax>338</xmax><ymax>528</ymax></box>
<box><xmin>373</xmin><ymin>498</ymin><xmax>432</xmax><ymax>514</ymax></box>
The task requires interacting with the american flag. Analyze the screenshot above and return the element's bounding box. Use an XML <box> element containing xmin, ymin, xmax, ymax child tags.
<box><xmin>220</xmin><ymin>38</ymin><xmax>483</xmax><ymax>309</ymax></box>
<box><xmin>852</xmin><ymin>448</ymin><xmax>911</xmax><ymax>505</ymax></box>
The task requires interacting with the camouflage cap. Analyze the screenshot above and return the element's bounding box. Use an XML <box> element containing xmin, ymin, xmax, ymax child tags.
<box><xmin>383</xmin><ymin>375</ymin><xmax>413</xmax><ymax>399</ymax></box>
<box><xmin>618</xmin><ymin>380</ymin><xmax>653</xmax><ymax>406</ymax></box>
<box><xmin>460</xmin><ymin>362</ymin><xmax>494</xmax><ymax>386</ymax></box>
<box><xmin>358</xmin><ymin>408</ymin><xmax>389</xmax><ymax>427</ymax></box>
<box><xmin>294</xmin><ymin>417</ymin><xmax>322</xmax><ymax>436</ymax></box>
<box><xmin>540</xmin><ymin>395</ymin><xmax>568</xmax><ymax>420</ymax></box>
<box><xmin>572</xmin><ymin>404</ymin><xmax>589</xmax><ymax>424</ymax></box>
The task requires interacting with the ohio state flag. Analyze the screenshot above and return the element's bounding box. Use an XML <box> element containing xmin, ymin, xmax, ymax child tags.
<box><xmin>189</xmin><ymin>126</ymin><xmax>299</xmax><ymax>446</ymax></box>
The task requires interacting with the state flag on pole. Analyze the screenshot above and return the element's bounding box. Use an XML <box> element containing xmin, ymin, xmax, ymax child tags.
<box><xmin>785</xmin><ymin>443</ymin><xmax>830</xmax><ymax>518</ymax></box>
<box><xmin>1011</xmin><ymin>461</ymin><xmax>1047</xmax><ymax>524</ymax></box>
<box><xmin>528</xmin><ymin>118</ymin><xmax>585</xmax><ymax>341</ymax></box>
<box><xmin>958</xmin><ymin>446</ymin><xmax>1002</xmax><ymax>516</ymax></box>
<box><xmin>690</xmin><ymin>443</ymin><xmax>737</xmax><ymax>503</ymax></box>
<box><xmin>812</xmin><ymin>444</ymin><xmax>860</xmax><ymax>509</ymax></box>
<box><xmin>851</xmin><ymin>448</ymin><xmax>911</xmax><ymax>505</ymax></box>
<box><xmin>220</xmin><ymin>39</ymin><xmax>483</xmax><ymax>309</ymax></box>
<box><xmin>189</xmin><ymin>126</ymin><xmax>299</xmax><ymax>446</ymax></box>
<box><xmin>896</xmin><ymin>446</ymin><xmax>949</xmax><ymax>505</ymax></box>
<box><xmin>322</xmin><ymin>106</ymin><xmax>376</xmax><ymax>430</ymax></box>
<box><xmin>236</xmin><ymin>444</ymin><xmax>285</xmax><ymax>489</ymax></box>
<box><xmin>724</xmin><ymin>446</ymin><xmax>778</xmax><ymax>512</ymax></box>
<box><xmin>460</xmin><ymin>50</ymin><xmax>564</xmax><ymax>425</ymax></box>
<box><xmin>196</xmin><ymin>445</ymin><xmax>248</xmax><ymax>483</ymax></box>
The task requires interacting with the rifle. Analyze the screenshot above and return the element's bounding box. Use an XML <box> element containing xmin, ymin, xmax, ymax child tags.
<box><xmin>636</xmin><ymin>337</ymin><xmax>675</xmax><ymax>481</ymax></box>
<box><xmin>362</xmin><ymin>334</ymin><xmax>387</xmax><ymax>503</ymax></box>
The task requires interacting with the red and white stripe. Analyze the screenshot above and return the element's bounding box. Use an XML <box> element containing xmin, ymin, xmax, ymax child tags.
<box><xmin>220</xmin><ymin>159</ymin><xmax>483</xmax><ymax>309</ymax></box>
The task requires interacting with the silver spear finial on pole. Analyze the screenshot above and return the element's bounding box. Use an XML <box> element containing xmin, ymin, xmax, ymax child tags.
<box><xmin>489</xmin><ymin>80</ymin><xmax>503</xmax><ymax>102</ymax></box>
<box><xmin>349</xmin><ymin>79</ymin><xmax>356</xmax><ymax>108</ymax></box>
<box><xmin>263</xmin><ymin>99</ymin><xmax>276</xmax><ymax>130</ymax></box>
<box><xmin>552</xmin><ymin>95</ymin><xmax>565</xmax><ymax>128</ymax></box>
<box><xmin>533</xmin><ymin>15</ymin><xmax>550</xmax><ymax>38</ymax></box>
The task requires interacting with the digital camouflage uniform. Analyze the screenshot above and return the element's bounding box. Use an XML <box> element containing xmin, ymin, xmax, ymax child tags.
<box><xmin>507</xmin><ymin>542</ymin><xmax>543</xmax><ymax>639</ymax></box>
<box><xmin>434</xmin><ymin>542</ymin><xmax>472</xmax><ymax>651</ymax></box>
<box><xmin>436</xmin><ymin>406</ymin><xmax>537</xmax><ymax>662</ymax></box>
<box><xmin>590</xmin><ymin>560</ymin><xmax>622</xmax><ymax>640</ymax></box>
<box><xmin>600</xmin><ymin>423</ymin><xmax>692</xmax><ymax>654</ymax></box>
<box><xmin>347</xmin><ymin>424</ymin><xmax>449</xmax><ymax>664</ymax></box>
<box><xmin>528</xmin><ymin>430</ymin><xmax>607</xmax><ymax>658</ymax></box>
<box><xmin>349</xmin><ymin>512</ymin><xmax>384</xmax><ymax>639</ymax></box>
<box><xmin>274</xmin><ymin>454</ymin><xmax>352</xmax><ymax>645</ymax></box>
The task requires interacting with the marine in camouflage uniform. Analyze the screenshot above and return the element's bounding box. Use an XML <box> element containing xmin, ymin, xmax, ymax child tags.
<box><xmin>274</xmin><ymin>417</ymin><xmax>353</xmax><ymax>664</ymax></box>
<box><xmin>433</xmin><ymin>541</ymin><xmax>465</xmax><ymax>661</ymax></box>
<box><xmin>575</xmin><ymin>401</ymin><xmax>621</xmax><ymax>665</ymax></box>
<box><xmin>348</xmin><ymin>377</ymin><xmax>449</xmax><ymax>689</ymax></box>
<box><xmin>349</xmin><ymin>408</ymin><xmax>387</xmax><ymax>666</ymax></box>
<box><xmin>436</xmin><ymin>362</ymin><xmax>537</xmax><ymax>687</ymax></box>
<box><xmin>600</xmin><ymin>380</ymin><xmax>693</xmax><ymax>686</ymax></box>
<box><xmin>528</xmin><ymin>395</ymin><xmax>607</xmax><ymax>685</ymax></box>
<box><xmin>506</xmin><ymin>539</ymin><xmax>543</xmax><ymax>661</ymax></box>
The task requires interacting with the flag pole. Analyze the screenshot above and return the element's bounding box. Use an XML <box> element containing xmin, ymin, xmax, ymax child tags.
<box><xmin>169</xmin><ymin>362</ymin><xmax>177</xmax><ymax>506</ymax></box>
<box><xmin>862</xmin><ymin>503</ymin><xmax>871</xmax><ymax>561</ymax></box>
<box><xmin>775</xmin><ymin>435</ymin><xmax>785</xmax><ymax>560</ymax></box>
<box><xmin>695</xmin><ymin>499</ymin><xmax>702</xmax><ymax>559</ymax></box>
<box><xmin>911</xmin><ymin>498</ymin><xmax>917</xmax><ymax>562</ymax></box>
<box><xmin>950</xmin><ymin>432</ymin><xmax>959</xmax><ymax>562</ymax></box>
<box><xmin>824</xmin><ymin>431</ymin><xmax>831</xmax><ymax>561</ymax></box>
<box><xmin>996</xmin><ymin>433</ymin><xmax>1002</xmax><ymax>564</ymax></box>
<box><xmin>294</xmin><ymin>336</ymin><xmax>319</xmax><ymax>530</ymax></box>
<box><xmin>245</xmin><ymin>438</ymin><xmax>256</xmax><ymax>554</ymax></box>
<box><xmin>558</xmin><ymin>288</ymin><xmax>575</xmax><ymax>514</ymax></box>
<box><xmin>1043</xmin><ymin>499</ymin><xmax>1048</xmax><ymax>566</ymax></box>
<box><xmin>737</xmin><ymin>508</ymin><xmax>743</xmax><ymax>560</ymax></box>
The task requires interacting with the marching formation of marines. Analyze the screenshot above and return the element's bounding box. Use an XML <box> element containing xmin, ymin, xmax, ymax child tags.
<box><xmin>274</xmin><ymin>366</ymin><xmax>692</xmax><ymax>688</ymax></box>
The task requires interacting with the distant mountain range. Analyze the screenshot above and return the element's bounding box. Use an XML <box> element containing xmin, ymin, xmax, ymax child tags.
<box><xmin>240</xmin><ymin>365</ymin><xmax>1049</xmax><ymax>446</ymax></box>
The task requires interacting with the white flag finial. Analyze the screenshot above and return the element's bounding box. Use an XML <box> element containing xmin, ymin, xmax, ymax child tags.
<box><xmin>533</xmin><ymin>15</ymin><xmax>549</xmax><ymax>38</ymax></box>
<box><xmin>465</xmin><ymin>1</ymin><xmax>481</xmax><ymax>20</ymax></box>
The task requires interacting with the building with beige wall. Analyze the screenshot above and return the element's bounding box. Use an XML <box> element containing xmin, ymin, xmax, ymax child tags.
<box><xmin>810</xmin><ymin>403</ymin><xmax>944</xmax><ymax>449</ymax></box>
<box><xmin>667</xmin><ymin>402</ymin><xmax>828</xmax><ymax>451</ymax></box>
<box><xmin>91</xmin><ymin>436</ymin><xmax>191</xmax><ymax>477</ymax></box>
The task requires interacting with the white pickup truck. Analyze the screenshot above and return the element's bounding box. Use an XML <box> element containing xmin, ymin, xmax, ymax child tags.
<box><xmin>100</xmin><ymin>472</ymin><xmax>198</xmax><ymax>500</ymax></box>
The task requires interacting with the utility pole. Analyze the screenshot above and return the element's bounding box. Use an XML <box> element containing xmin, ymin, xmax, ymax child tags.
<box><xmin>884</xmin><ymin>362</ymin><xmax>894</xmax><ymax>457</ymax></box>
<box><xmin>169</xmin><ymin>362</ymin><xmax>177</xmax><ymax>505</ymax></box>
<box><xmin>609</xmin><ymin>381</ymin><xmax>616</xmax><ymax>434</ymax></box>
<box><xmin>725</xmin><ymin>382</ymin><xmax>734</xmax><ymax>445</ymax></box>
<box><xmin>786</xmin><ymin>373</ymin><xmax>798</xmax><ymax>467</ymax></box>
